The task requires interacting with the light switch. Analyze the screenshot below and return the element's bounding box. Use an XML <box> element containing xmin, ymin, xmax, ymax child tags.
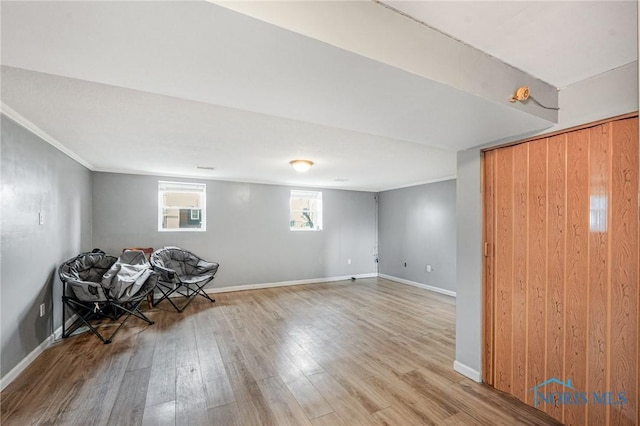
<box><xmin>39</xmin><ymin>212</ymin><xmax>44</xmax><ymax>225</ymax></box>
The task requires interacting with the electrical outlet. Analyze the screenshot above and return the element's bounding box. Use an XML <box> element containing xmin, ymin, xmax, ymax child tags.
<box><xmin>39</xmin><ymin>212</ymin><xmax>44</xmax><ymax>225</ymax></box>
<box><xmin>39</xmin><ymin>303</ymin><xmax>45</xmax><ymax>317</ymax></box>
<box><xmin>426</xmin><ymin>265</ymin><xmax>433</xmax><ymax>273</ymax></box>
<box><xmin>347</xmin><ymin>258</ymin><xmax>351</xmax><ymax>265</ymax></box>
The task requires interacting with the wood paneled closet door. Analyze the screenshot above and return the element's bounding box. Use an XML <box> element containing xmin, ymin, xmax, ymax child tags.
<box><xmin>483</xmin><ymin>115</ymin><xmax>639</xmax><ymax>425</ymax></box>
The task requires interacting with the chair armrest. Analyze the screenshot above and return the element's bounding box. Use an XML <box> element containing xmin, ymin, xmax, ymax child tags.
<box><xmin>196</xmin><ymin>260</ymin><xmax>219</xmax><ymax>274</ymax></box>
<box><xmin>65</xmin><ymin>278</ymin><xmax>101</xmax><ymax>287</ymax></box>
<box><xmin>63</xmin><ymin>278</ymin><xmax>108</xmax><ymax>301</ymax></box>
<box><xmin>133</xmin><ymin>272</ymin><xmax>159</xmax><ymax>299</ymax></box>
<box><xmin>152</xmin><ymin>264</ymin><xmax>176</xmax><ymax>280</ymax></box>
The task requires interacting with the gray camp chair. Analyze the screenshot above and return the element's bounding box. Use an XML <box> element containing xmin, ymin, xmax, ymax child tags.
<box><xmin>58</xmin><ymin>249</ymin><xmax>158</xmax><ymax>344</ymax></box>
<box><xmin>150</xmin><ymin>246</ymin><xmax>219</xmax><ymax>312</ymax></box>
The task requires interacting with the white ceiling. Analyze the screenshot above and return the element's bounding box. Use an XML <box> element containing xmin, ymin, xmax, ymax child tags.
<box><xmin>385</xmin><ymin>1</ymin><xmax>638</xmax><ymax>88</ymax></box>
<box><xmin>1</xmin><ymin>1</ymin><xmax>636</xmax><ymax>191</ymax></box>
<box><xmin>1</xmin><ymin>66</ymin><xmax>457</xmax><ymax>192</ymax></box>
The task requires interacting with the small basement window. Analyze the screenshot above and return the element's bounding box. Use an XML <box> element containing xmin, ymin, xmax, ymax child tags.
<box><xmin>158</xmin><ymin>181</ymin><xmax>206</xmax><ymax>232</ymax></box>
<box><xmin>290</xmin><ymin>190</ymin><xmax>322</xmax><ymax>231</ymax></box>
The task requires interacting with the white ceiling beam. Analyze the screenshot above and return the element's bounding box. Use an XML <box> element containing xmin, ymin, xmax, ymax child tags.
<box><xmin>216</xmin><ymin>0</ymin><xmax>558</xmax><ymax>123</ymax></box>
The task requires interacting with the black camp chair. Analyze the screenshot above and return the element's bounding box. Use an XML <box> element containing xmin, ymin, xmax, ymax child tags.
<box><xmin>150</xmin><ymin>247</ymin><xmax>219</xmax><ymax>312</ymax></box>
<box><xmin>58</xmin><ymin>249</ymin><xmax>158</xmax><ymax>344</ymax></box>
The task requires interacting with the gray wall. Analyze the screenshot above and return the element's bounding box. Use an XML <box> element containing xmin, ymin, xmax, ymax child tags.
<box><xmin>92</xmin><ymin>172</ymin><xmax>377</xmax><ymax>287</ymax></box>
<box><xmin>378</xmin><ymin>179</ymin><xmax>456</xmax><ymax>293</ymax></box>
<box><xmin>1</xmin><ymin>115</ymin><xmax>93</xmax><ymax>378</ymax></box>
<box><xmin>455</xmin><ymin>61</ymin><xmax>639</xmax><ymax>377</ymax></box>
<box><xmin>455</xmin><ymin>151</ymin><xmax>482</xmax><ymax>373</ymax></box>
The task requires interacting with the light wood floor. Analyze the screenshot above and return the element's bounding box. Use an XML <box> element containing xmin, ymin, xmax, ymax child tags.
<box><xmin>1</xmin><ymin>278</ymin><xmax>560</xmax><ymax>425</ymax></box>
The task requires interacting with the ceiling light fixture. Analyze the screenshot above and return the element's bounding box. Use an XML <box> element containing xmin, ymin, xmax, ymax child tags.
<box><xmin>290</xmin><ymin>160</ymin><xmax>314</xmax><ymax>173</ymax></box>
<box><xmin>196</xmin><ymin>166</ymin><xmax>216</xmax><ymax>170</ymax></box>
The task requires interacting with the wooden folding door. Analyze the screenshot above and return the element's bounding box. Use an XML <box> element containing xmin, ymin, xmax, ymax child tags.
<box><xmin>483</xmin><ymin>116</ymin><xmax>639</xmax><ymax>425</ymax></box>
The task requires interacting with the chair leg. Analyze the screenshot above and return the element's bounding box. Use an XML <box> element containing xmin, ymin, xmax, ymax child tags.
<box><xmin>197</xmin><ymin>287</ymin><xmax>215</xmax><ymax>303</ymax></box>
<box><xmin>152</xmin><ymin>281</ymin><xmax>181</xmax><ymax>312</ymax></box>
<box><xmin>152</xmin><ymin>278</ymin><xmax>215</xmax><ymax>312</ymax></box>
<box><xmin>176</xmin><ymin>280</ymin><xmax>215</xmax><ymax>311</ymax></box>
<box><xmin>158</xmin><ymin>289</ymin><xmax>183</xmax><ymax>312</ymax></box>
<box><xmin>62</xmin><ymin>297</ymin><xmax>155</xmax><ymax>344</ymax></box>
<box><xmin>113</xmin><ymin>300</ymin><xmax>155</xmax><ymax>325</ymax></box>
<box><xmin>177</xmin><ymin>288</ymin><xmax>198</xmax><ymax>313</ymax></box>
<box><xmin>63</xmin><ymin>298</ymin><xmax>112</xmax><ymax>344</ymax></box>
<box><xmin>103</xmin><ymin>298</ymin><xmax>152</xmax><ymax>344</ymax></box>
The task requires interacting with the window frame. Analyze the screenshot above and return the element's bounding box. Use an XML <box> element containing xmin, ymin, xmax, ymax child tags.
<box><xmin>289</xmin><ymin>190</ymin><xmax>323</xmax><ymax>232</ymax></box>
<box><xmin>158</xmin><ymin>181</ymin><xmax>207</xmax><ymax>232</ymax></box>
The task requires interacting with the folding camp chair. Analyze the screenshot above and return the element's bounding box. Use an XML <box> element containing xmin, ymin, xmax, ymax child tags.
<box><xmin>150</xmin><ymin>246</ymin><xmax>219</xmax><ymax>312</ymax></box>
<box><xmin>122</xmin><ymin>247</ymin><xmax>154</xmax><ymax>308</ymax></box>
<box><xmin>58</xmin><ymin>249</ymin><xmax>158</xmax><ymax>344</ymax></box>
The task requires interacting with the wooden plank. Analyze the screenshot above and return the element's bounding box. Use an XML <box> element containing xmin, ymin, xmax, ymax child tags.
<box><xmin>256</xmin><ymin>376</ymin><xmax>313</xmax><ymax>426</ymax></box>
<box><xmin>279</xmin><ymin>342</ymin><xmax>325</xmax><ymax>377</ymax></box>
<box><xmin>483</xmin><ymin>149</ymin><xmax>496</xmax><ymax>385</ymax></box>
<box><xmin>126</xmin><ymin>327</ymin><xmax>157</xmax><ymax>372</ymax></box>
<box><xmin>366</xmin><ymin>372</ymin><xmax>457</xmax><ymax>425</ymax></box>
<box><xmin>193</xmin><ymin>314</ymin><xmax>225</xmax><ymax>369</ymax></box>
<box><xmin>107</xmin><ymin>367</ymin><xmax>151</xmax><ymax>425</ymax></box>
<box><xmin>586</xmin><ymin>123</ymin><xmax>611</xmax><ymax>426</ymax></box>
<box><xmin>175</xmin><ymin>364</ymin><xmax>208</xmax><ymax>425</ymax></box>
<box><xmin>146</xmin><ymin>367</ymin><xmax>176</xmax><ymax>408</ymax></box>
<box><xmin>563</xmin><ymin>128</ymin><xmax>590</xmax><ymax>426</ymax></box>
<box><xmin>545</xmin><ymin>134</ymin><xmax>567</xmax><ymax>423</ymax></box>
<box><xmin>214</xmin><ymin>328</ymin><xmax>246</xmax><ymax>364</ymax></box>
<box><xmin>441</xmin><ymin>411</ymin><xmax>488</xmax><ymax>425</ymax></box>
<box><xmin>206</xmin><ymin>403</ymin><xmax>240</xmax><ymax>426</ymax></box>
<box><xmin>494</xmin><ymin>145</ymin><xmax>515</xmax><ymax>394</ymax></box>
<box><xmin>307</xmin><ymin>372</ymin><xmax>376</xmax><ymax>425</ymax></box>
<box><xmin>331</xmin><ymin>373</ymin><xmax>391</xmax><ymax>415</ymax></box>
<box><xmin>310</xmin><ymin>412</ymin><xmax>347</xmax><ymax>426</ymax></box>
<box><xmin>224</xmin><ymin>360</ymin><xmax>276</xmax><ymax>425</ymax></box>
<box><xmin>282</xmin><ymin>375</ymin><xmax>334</xmax><ymax>420</ymax></box>
<box><xmin>526</xmin><ymin>137</ymin><xmax>548</xmax><ymax>406</ymax></box>
<box><xmin>174</xmin><ymin>316</ymin><xmax>200</xmax><ymax>368</ymax></box>
<box><xmin>142</xmin><ymin>401</ymin><xmax>176</xmax><ymax>426</ymax></box>
<box><xmin>203</xmin><ymin>373</ymin><xmax>235</xmax><ymax>409</ymax></box>
<box><xmin>372</xmin><ymin>406</ymin><xmax>425</xmax><ymax>426</ymax></box>
<box><xmin>455</xmin><ymin>380</ymin><xmax>563</xmax><ymax>426</ymax></box>
<box><xmin>609</xmin><ymin>117</ymin><xmax>638</xmax><ymax>425</ymax></box>
<box><xmin>89</xmin><ymin>347</ymin><xmax>135</xmax><ymax>426</ymax></box>
<box><xmin>512</xmin><ymin>142</ymin><xmax>529</xmax><ymax>402</ymax></box>
<box><xmin>19</xmin><ymin>342</ymin><xmax>97</xmax><ymax>424</ymax></box>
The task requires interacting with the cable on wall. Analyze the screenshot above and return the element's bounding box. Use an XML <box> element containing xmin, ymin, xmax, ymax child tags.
<box><xmin>509</xmin><ymin>86</ymin><xmax>559</xmax><ymax>110</ymax></box>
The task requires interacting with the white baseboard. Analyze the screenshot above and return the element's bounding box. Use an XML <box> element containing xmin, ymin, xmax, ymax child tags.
<box><xmin>0</xmin><ymin>334</ymin><xmax>54</xmax><ymax>392</ymax></box>
<box><xmin>378</xmin><ymin>273</ymin><xmax>456</xmax><ymax>297</ymax></box>
<box><xmin>1</xmin><ymin>314</ymin><xmax>79</xmax><ymax>392</ymax></box>
<box><xmin>207</xmin><ymin>273</ymin><xmax>378</xmax><ymax>294</ymax></box>
<box><xmin>54</xmin><ymin>324</ymin><xmax>64</xmax><ymax>340</ymax></box>
<box><xmin>54</xmin><ymin>313</ymin><xmax>79</xmax><ymax>340</ymax></box>
<box><xmin>453</xmin><ymin>360</ymin><xmax>482</xmax><ymax>383</ymax></box>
